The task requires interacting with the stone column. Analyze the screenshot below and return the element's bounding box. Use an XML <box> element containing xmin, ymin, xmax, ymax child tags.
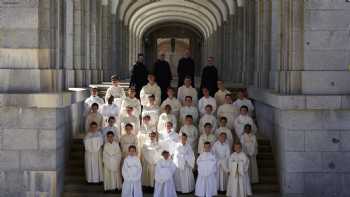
<box><xmin>64</xmin><ymin>0</ymin><xmax>75</xmax><ymax>88</ymax></box>
<box><xmin>73</xmin><ymin>0</ymin><xmax>84</xmax><ymax>87</ymax></box>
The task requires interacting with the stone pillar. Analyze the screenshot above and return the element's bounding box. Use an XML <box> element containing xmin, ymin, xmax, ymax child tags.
<box><xmin>64</xmin><ymin>0</ymin><xmax>75</xmax><ymax>88</ymax></box>
<box><xmin>73</xmin><ymin>0</ymin><xmax>83</xmax><ymax>87</ymax></box>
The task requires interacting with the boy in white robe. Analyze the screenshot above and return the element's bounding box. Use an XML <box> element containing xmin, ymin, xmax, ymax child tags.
<box><xmin>120</xmin><ymin>106</ymin><xmax>140</xmax><ymax>135</ymax></box>
<box><xmin>240</xmin><ymin>124</ymin><xmax>259</xmax><ymax>184</ymax></box>
<box><xmin>233</xmin><ymin>90</ymin><xmax>254</xmax><ymax>116</ymax></box>
<box><xmin>157</xmin><ymin>104</ymin><xmax>177</xmax><ymax>132</ymax></box>
<box><xmin>100</xmin><ymin>96</ymin><xmax>120</xmax><ymax>125</ymax></box>
<box><xmin>234</xmin><ymin>106</ymin><xmax>257</xmax><ymax>139</ymax></box>
<box><xmin>180</xmin><ymin>96</ymin><xmax>199</xmax><ymax>125</ymax></box>
<box><xmin>84</xmin><ymin>122</ymin><xmax>104</xmax><ymax>183</ymax></box>
<box><xmin>137</xmin><ymin>115</ymin><xmax>156</xmax><ymax>157</ymax></box>
<box><xmin>199</xmin><ymin>105</ymin><xmax>217</xmax><ymax>134</ymax></box>
<box><xmin>122</xmin><ymin>145</ymin><xmax>143</xmax><ymax>197</ymax></box>
<box><xmin>103</xmin><ymin>131</ymin><xmax>122</xmax><ymax>191</ymax></box>
<box><xmin>227</xmin><ymin>143</ymin><xmax>252</xmax><ymax>197</ymax></box>
<box><xmin>141</xmin><ymin>132</ymin><xmax>162</xmax><ymax>188</ymax></box>
<box><xmin>85</xmin><ymin>103</ymin><xmax>104</xmax><ymax>132</ymax></box>
<box><xmin>154</xmin><ymin>150</ymin><xmax>177</xmax><ymax>197</ymax></box>
<box><xmin>179</xmin><ymin>115</ymin><xmax>199</xmax><ymax>153</ymax></box>
<box><xmin>173</xmin><ymin>133</ymin><xmax>195</xmax><ymax>193</ymax></box>
<box><xmin>142</xmin><ymin>95</ymin><xmax>160</xmax><ymax>128</ymax></box>
<box><xmin>195</xmin><ymin>142</ymin><xmax>218</xmax><ymax>197</ymax></box>
<box><xmin>198</xmin><ymin>87</ymin><xmax>217</xmax><ymax>116</ymax></box>
<box><xmin>140</xmin><ymin>74</ymin><xmax>161</xmax><ymax>106</ymax></box>
<box><xmin>217</xmin><ymin>94</ymin><xmax>239</xmax><ymax>130</ymax></box>
<box><xmin>120</xmin><ymin>123</ymin><xmax>138</xmax><ymax>158</ymax></box>
<box><xmin>215</xmin><ymin>117</ymin><xmax>234</xmax><ymax>148</ymax></box>
<box><xmin>212</xmin><ymin>132</ymin><xmax>231</xmax><ymax>193</ymax></box>
<box><xmin>160</xmin><ymin>87</ymin><xmax>181</xmax><ymax>117</ymax></box>
<box><xmin>214</xmin><ymin>80</ymin><xmax>231</xmax><ymax>106</ymax></box>
<box><xmin>198</xmin><ymin>123</ymin><xmax>217</xmax><ymax>154</ymax></box>
<box><xmin>121</xmin><ymin>87</ymin><xmax>141</xmax><ymax>117</ymax></box>
<box><xmin>105</xmin><ymin>75</ymin><xmax>126</xmax><ymax>106</ymax></box>
<box><xmin>102</xmin><ymin>116</ymin><xmax>120</xmax><ymax>142</ymax></box>
<box><xmin>84</xmin><ymin>87</ymin><xmax>104</xmax><ymax>114</ymax></box>
<box><xmin>177</xmin><ymin>77</ymin><xmax>198</xmax><ymax>105</ymax></box>
<box><xmin>158</xmin><ymin>121</ymin><xmax>179</xmax><ymax>155</ymax></box>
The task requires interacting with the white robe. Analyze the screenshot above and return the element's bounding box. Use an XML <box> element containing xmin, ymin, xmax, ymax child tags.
<box><xmin>217</xmin><ymin>104</ymin><xmax>239</xmax><ymax>130</ymax></box>
<box><xmin>120</xmin><ymin>97</ymin><xmax>141</xmax><ymax>117</ymax></box>
<box><xmin>140</xmin><ymin>83</ymin><xmax>161</xmax><ymax>106</ymax></box>
<box><xmin>102</xmin><ymin>126</ymin><xmax>121</xmax><ymax>142</ymax></box>
<box><xmin>85</xmin><ymin>112</ymin><xmax>104</xmax><ymax>132</ymax></box>
<box><xmin>137</xmin><ymin>124</ymin><xmax>156</xmax><ymax>158</ymax></box>
<box><xmin>84</xmin><ymin>132</ymin><xmax>104</xmax><ymax>183</ymax></box>
<box><xmin>141</xmin><ymin>141</ymin><xmax>162</xmax><ymax>187</ymax></box>
<box><xmin>199</xmin><ymin>114</ymin><xmax>217</xmax><ymax>134</ymax></box>
<box><xmin>105</xmin><ymin>85</ymin><xmax>126</xmax><ymax>103</ymax></box>
<box><xmin>197</xmin><ymin>134</ymin><xmax>217</xmax><ymax>154</ymax></box>
<box><xmin>120</xmin><ymin>134</ymin><xmax>138</xmax><ymax>157</ymax></box>
<box><xmin>173</xmin><ymin>143</ymin><xmax>195</xmax><ymax>193</ymax></box>
<box><xmin>233</xmin><ymin>98</ymin><xmax>255</xmax><ymax>116</ymax></box>
<box><xmin>103</xmin><ymin>141</ymin><xmax>122</xmax><ymax>190</ymax></box>
<box><xmin>212</xmin><ymin>141</ymin><xmax>231</xmax><ymax>191</ymax></box>
<box><xmin>195</xmin><ymin>152</ymin><xmax>218</xmax><ymax>197</ymax></box>
<box><xmin>154</xmin><ymin>159</ymin><xmax>177</xmax><ymax>197</ymax></box>
<box><xmin>234</xmin><ymin>115</ymin><xmax>257</xmax><ymax>138</ymax></box>
<box><xmin>84</xmin><ymin>95</ymin><xmax>104</xmax><ymax>114</ymax></box>
<box><xmin>100</xmin><ymin>104</ymin><xmax>120</xmax><ymax>125</ymax></box>
<box><xmin>177</xmin><ymin>85</ymin><xmax>198</xmax><ymax>105</ymax></box>
<box><xmin>214</xmin><ymin>89</ymin><xmax>231</xmax><ymax>106</ymax></box>
<box><xmin>122</xmin><ymin>156</ymin><xmax>143</xmax><ymax>197</ymax></box>
<box><xmin>240</xmin><ymin>133</ymin><xmax>259</xmax><ymax>183</ymax></box>
<box><xmin>198</xmin><ymin>96</ymin><xmax>217</xmax><ymax>116</ymax></box>
<box><xmin>120</xmin><ymin>114</ymin><xmax>140</xmax><ymax>135</ymax></box>
<box><xmin>142</xmin><ymin>105</ymin><xmax>160</xmax><ymax>128</ymax></box>
<box><xmin>161</xmin><ymin>97</ymin><xmax>181</xmax><ymax>117</ymax></box>
<box><xmin>226</xmin><ymin>152</ymin><xmax>252</xmax><ymax>197</ymax></box>
<box><xmin>157</xmin><ymin>113</ymin><xmax>177</xmax><ymax>132</ymax></box>
<box><xmin>215</xmin><ymin>127</ymin><xmax>234</xmax><ymax>149</ymax></box>
<box><xmin>179</xmin><ymin>106</ymin><xmax>199</xmax><ymax>125</ymax></box>
<box><xmin>179</xmin><ymin>125</ymin><xmax>199</xmax><ymax>152</ymax></box>
<box><xmin>158</xmin><ymin>131</ymin><xmax>179</xmax><ymax>155</ymax></box>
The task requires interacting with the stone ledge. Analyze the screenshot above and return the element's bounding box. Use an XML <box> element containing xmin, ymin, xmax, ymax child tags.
<box><xmin>0</xmin><ymin>88</ymin><xmax>89</xmax><ymax>108</ymax></box>
<box><xmin>248</xmin><ymin>86</ymin><xmax>350</xmax><ymax>110</ymax></box>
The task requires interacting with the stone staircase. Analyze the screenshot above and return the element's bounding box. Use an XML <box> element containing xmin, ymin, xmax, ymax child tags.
<box><xmin>64</xmin><ymin>81</ymin><xmax>280</xmax><ymax>197</ymax></box>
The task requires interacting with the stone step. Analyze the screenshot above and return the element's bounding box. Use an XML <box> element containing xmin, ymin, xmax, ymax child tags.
<box><xmin>63</xmin><ymin>192</ymin><xmax>280</xmax><ymax>197</ymax></box>
<box><xmin>258</xmin><ymin>145</ymin><xmax>272</xmax><ymax>153</ymax></box>
<box><xmin>258</xmin><ymin>168</ymin><xmax>277</xmax><ymax>176</ymax></box>
<box><xmin>257</xmin><ymin>153</ymin><xmax>274</xmax><ymax>160</ymax></box>
<box><xmin>257</xmin><ymin>139</ymin><xmax>270</xmax><ymax>146</ymax></box>
<box><xmin>258</xmin><ymin>159</ymin><xmax>276</xmax><ymax>168</ymax></box>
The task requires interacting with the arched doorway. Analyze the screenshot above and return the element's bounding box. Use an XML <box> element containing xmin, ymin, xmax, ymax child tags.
<box><xmin>142</xmin><ymin>23</ymin><xmax>204</xmax><ymax>77</ymax></box>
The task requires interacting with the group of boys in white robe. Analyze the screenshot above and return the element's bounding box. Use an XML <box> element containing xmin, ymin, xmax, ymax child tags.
<box><xmin>83</xmin><ymin>75</ymin><xmax>259</xmax><ymax>196</ymax></box>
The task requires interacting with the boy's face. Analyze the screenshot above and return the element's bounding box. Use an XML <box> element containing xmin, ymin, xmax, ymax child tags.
<box><xmin>184</xmin><ymin>79</ymin><xmax>191</xmax><ymax>86</ymax></box>
<box><xmin>165</xmin><ymin>106</ymin><xmax>171</xmax><ymax>113</ymax></box>
<box><xmin>90</xmin><ymin>125</ymin><xmax>98</xmax><ymax>132</ymax></box>
<box><xmin>234</xmin><ymin>144</ymin><xmax>241</xmax><ymax>153</ymax></box>
<box><xmin>245</xmin><ymin>127</ymin><xmax>252</xmax><ymax>134</ymax></box>
<box><xmin>149</xmin><ymin>134</ymin><xmax>156</xmax><ymax>142</ymax></box>
<box><xmin>128</xmin><ymin>89</ymin><xmax>136</xmax><ymax>97</ymax></box>
<box><xmin>148</xmin><ymin>75</ymin><xmax>155</xmax><ymax>83</ymax></box>
<box><xmin>108</xmin><ymin>119</ymin><xmax>116</xmax><ymax>126</ymax></box>
<box><xmin>219</xmin><ymin>134</ymin><xmax>226</xmax><ymax>143</ymax></box>
<box><xmin>185</xmin><ymin>98</ymin><xmax>192</xmax><ymax>106</ymax></box>
<box><xmin>185</xmin><ymin>117</ymin><xmax>193</xmax><ymax>125</ymax></box>
<box><xmin>107</xmin><ymin>134</ymin><xmax>114</xmax><ymax>143</ymax></box>
<box><xmin>143</xmin><ymin>117</ymin><xmax>150</xmax><ymax>124</ymax></box>
<box><xmin>205</xmin><ymin>106</ymin><xmax>212</xmax><ymax>114</ymax></box>
<box><xmin>91</xmin><ymin>89</ymin><xmax>98</xmax><ymax>96</ymax></box>
<box><xmin>112</xmin><ymin>80</ymin><xmax>119</xmax><ymax>86</ymax></box>
<box><xmin>217</xmin><ymin>81</ymin><xmax>224</xmax><ymax>89</ymax></box>
<box><xmin>129</xmin><ymin>148</ymin><xmax>136</xmax><ymax>156</ymax></box>
<box><xmin>220</xmin><ymin>119</ymin><xmax>227</xmax><ymax>127</ymax></box>
<box><xmin>125</xmin><ymin>126</ymin><xmax>133</xmax><ymax>134</ymax></box>
<box><xmin>225</xmin><ymin>96</ymin><xmax>232</xmax><ymax>104</ymax></box>
<box><xmin>149</xmin><ymin>97</ymin><xmax>155</xmax><ymax>104</ymax></box>
<box><xmin>204</xmin><ymin>144</ymin><xmax>211</xmax><ymax>152</ymax></box>
<box><xmin>92</xmin><ymin>105</ymin><xmax>98</xmax><ymax>112</ymax></box>
<box><xmin>238</xmin><ymin>91</ymin><xmax>244</xmax><ymax>99</ymax></box>
<box><xmin>162</xmin><ymin>152</ymin><xmax>170</xmax><ymax>160</ymax></box>
<box><xmin>166</xmin><ymin>123</ymin><xmax>172</xmax><ymax>131</ymax></box>
<box><xmin>167</xmin><ymin>89</ymin><xmax>174</xmax><ymax>97</ymax></box>
<box><xmin>127</xmin><ymin>107</ymin><xmax>133</xmax><ymax>114</ymax></box>
<box><xmin>240</xmin><ymin>108</ymin><xmax>248</xmax><ymax>115</ymax></box>
<box><xmin>203</xmin><ymin>89</ymin><xmax>209</xmax><ymax>96</ymax></box>
<box><xmin>204</xmin><ymin>126</ymin><xmax>212</xmax><ymax>134</ymax></box>
<box><xmin>181</xmin><ymin>136</ymin><xmax>187</xmax><ymax>144</ymax></box>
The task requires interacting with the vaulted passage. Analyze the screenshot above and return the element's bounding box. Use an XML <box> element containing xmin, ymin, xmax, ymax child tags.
<box><xmin>1</xmin><ymin>1</ymin><xmax>350</xmax><ymax>197</ymax></box>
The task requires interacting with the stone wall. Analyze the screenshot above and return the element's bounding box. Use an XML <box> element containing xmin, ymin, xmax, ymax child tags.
<box><xmin>0</xmin><ymin>90</ymin><xmax>88</xmax><ymax>197</ymax></box>
<box><xmin>249</xmin><ymin>87</ymin><xmax>350</xmax><ymax>197</ymax></box>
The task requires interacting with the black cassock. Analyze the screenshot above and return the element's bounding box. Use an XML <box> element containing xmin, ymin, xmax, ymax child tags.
<box><xmin>154</xmin><ymin>59</ymin><xmax>172</xmax><ymax>101</ymax></box>
<box><xmin>200</xmin><ymin>65</ymin><xmax>218</xmax><ymax>97</ymax></box>
<box><xmin>130</xmin><ymin>62</ymin><xmax>148</xmax><ymax>97</ymax></box>
<box><xmin>177</xmin><ymin>57</ymin><xmax>195</xmax><ymax>87</ymax></box>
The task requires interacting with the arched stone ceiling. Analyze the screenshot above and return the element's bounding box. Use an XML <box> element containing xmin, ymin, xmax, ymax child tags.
<box><xmin>109</xmin><ymin>0</ymin><xmax>245</xmax><ymax>38</ymax></box>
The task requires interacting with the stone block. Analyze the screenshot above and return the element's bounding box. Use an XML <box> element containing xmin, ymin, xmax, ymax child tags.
<box><xmin>277</xmin><ymin>110</ymin><xmax>323</xmax><ymax>130</ymax></box>
<box><xmin>304</xmin><ymin>50</ymin><xmax>349</xmax><ymax>71</ymax></box>
<box><xmin>305</xmin><ymin>0</ymin><xmax>350</xmax><ymax>10</ymax></box>
<box><xmin>20</xmin><ymin>150</ymin><xmax>56</xmax><ymax>170</ymax></box>
<box><xmin>322</xmin><ymin>152</ymin><xmax>350</xmax><ymax>172</ymax></box>
<box><xmin>23</xmin><ymin>171</ymin><xmax>57</xmax><ymax>195</ymax></box>
<box><xmin>323</xmin><ymin>111</ymin><xmax>350</xmax><ymax>130</ymax></box>
<box><xmin>305</xmin><ymin>10</ymin><xmax>350</xmax><ymax>30</ymax></box>
<box><xmin>3</xmin><ymin>129</ymin><xmax>38</xmax><ymax>150</ymax></box>
<box><xmin>0</xmin><ymin>49</ymin><xmax>40</xmax><ymax>69</ymax></box>
<box><xmin>341</xmin><ymin>96</ymin><xmax>350</xmax><ymax>109</ymax></box>
<box><xmin>38</xmin><ymin>128</ymin><xmax>65</xmax><ymax>150</ymax></box>
<box><xmin>304</xmin><ymin>173</ymin><xmax>341</xmax><ymax>197</ymax></box>
<box><xmin>340</xmin><ymin>131</ymin><xmax>350</xmax><ymax>151</ymax></box>
<box><xmin>305</xmin><ymin>30</ymin><xmax>350</xmax><ymax>50</ymax></box>
<box><xmin>285</xmin><ymin>152</ymin><xmax>322</xmax><ymax>172</ymax></box>
<box><xmin>0</xmin><ymin>107</ymin><xmax>19</xmax><ymax>129</ymax></box>
<box><xmin>305</xmin><ymin>131</ymin><xmax>340</xmax><ymax>151</ymax></box>
<box><xmin>285</xmin><ymin>131</ymin><xmax>305</xmax><ymax>151</ymax></box>
<box><xmin>0</xmin><ymin>29</ymin><xmax>39</xmax><ymax>48</ymax></box>
<box><xmin>283</xmin><ymin>173</ymin><xmax>304</xmax><ymax>194</ymax></box>
<box><xmin>306</xmin><ymin>96</ymin><xmax>341</xmax><ymax>109</ymax></box>
<box><xmin>36</xmin><ymin>109</ymin><xmax>66</xmax><ymax>130</ymax></box>
<box><xmin>0</xmin><ymin>151</ymin><xmax>20</xmax><ymax>170</ymax></box>
<box><xmin>341</xmin><ymin>174</ymin><xmax>350</xmax><ymax>197</ymax></box>
<box><xmin>0</xmin><ymin>7</ymin><xmax>38</xmax><ymax>29</ymax></box>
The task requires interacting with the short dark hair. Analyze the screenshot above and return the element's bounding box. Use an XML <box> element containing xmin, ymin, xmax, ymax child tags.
<box><xmin>128</xmin><ymin>145</ymin><xmax>137</xmax><ymax>151</ymax></box>
<box><xmin>204</xmin><ymin>141</ymin><xmax>211</xmax><ymax>146</ymax></box>
<box><xmin>125</xmin><ymin>123</ymin><xmax>133</xmax><ymax>128</ymax></box>
<box><xmin>204</xmin><ymin>122</ymin><xmax>212</xmax><ymax>128</ymax></box>
<box><xmin>108</xmin><ymin>116</ymin><xmax>116</xmax><ymax>121</ymax></box>
<box><xmin>111</xmin><ymin>75</ymin><xmax>119</xmax><ymax>81</ymax></box>
<box><xmin>185</xmin><ymin>96</ymin><xmax>193</xmax><ymax>100</ymax></box>
<box><xmin>181</xmin><ymin>133</ymin><xmax>188</xmax><ymax>138</ymax></box>
<box><xmin>90</xmin><ymin>122</ymin><xmax>98</xmax><ymax>127</ymax></box>
<box><xmin>185</xmin><ymin>115</ymin><xmax>193</xmax><ymax>119</ymax></box>
<box><xmin>244</xmin><ymin>124</ymin><xmax>252</xmax><ymax>130</ymax></box>
<box><xmin>220</xmin><ymin>116</ymin><xmax>228</xmax><ymax>122</ymax></box>
<box><xmin>240</xmin><ymin>105</ymin><xmax>249</xmax><ymax>111</ymax></box>
<box><xmin>106</xmin><ymin>131</ymin><xmax>114</xmax><ymax>136</ymax></box>
<box><xmin>91</xmin><ymin>103</ymin><xmax>99</xmax><ymax>108</ymax></box>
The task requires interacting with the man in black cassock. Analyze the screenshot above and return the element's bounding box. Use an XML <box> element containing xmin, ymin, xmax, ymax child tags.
<box><xmin>177</xmin><ymin>49</ymin><xmax>195</xmax><ymax>87</ymax></box>
<box><xmin>130</xmin><ymin>53</ymin><xmax>148</xmax><ymax>97</ymax></box>
<box><xmin>200</xmin><ymin>56</ymin><xmax>218</xmax><ymax>97</ymax></box>
<box><xmin>154</xmin><ymin>53</ymin><xmax>172</xmax><ymax>101</ymax></box>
